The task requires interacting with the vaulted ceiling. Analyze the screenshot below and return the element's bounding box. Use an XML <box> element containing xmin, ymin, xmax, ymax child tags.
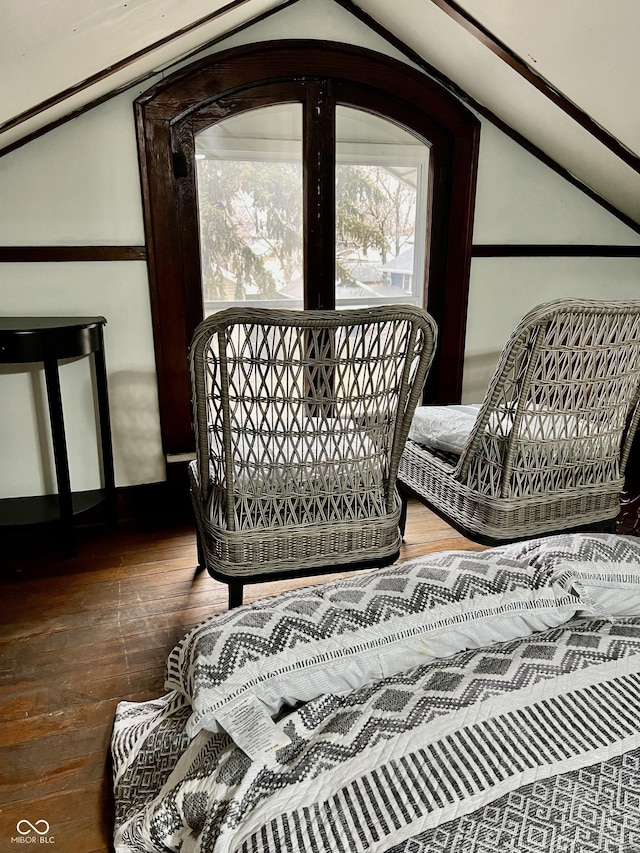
<box><xmin>2</xmin><ymin>0</ymin><xmax>639</xmax><ymax>226</ymax></box>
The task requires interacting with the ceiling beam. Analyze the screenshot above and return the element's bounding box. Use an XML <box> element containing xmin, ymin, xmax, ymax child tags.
<box><xmin>0</xmin><ymin>0</ymin><xmax>300</xmax><ymax>156</ymax></box>
<box><xmin>428</xmin><ymin>0</ymin><xmax>640</xmax><ymax>175</ymax></box>
<box><xmin>336</xmin><ymin>0</ymin><xmax>640</xmax><ymax>234</ymax></box>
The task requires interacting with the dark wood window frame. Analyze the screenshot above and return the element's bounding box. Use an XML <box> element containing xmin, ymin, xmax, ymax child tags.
<box><xmin>135</xmin><ymin>40</ymin><xmax>480</xmax><ymax>455</ymax></box>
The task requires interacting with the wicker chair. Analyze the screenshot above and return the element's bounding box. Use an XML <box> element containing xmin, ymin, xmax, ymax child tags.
<box><xmin>189</xmin><ymin>305</ymin><xmax>437</xmax><ymax>608</ymax></box>
<box><xmin>399</xmin><ymin>299</ymin><xmax>640</xmax><ymax>545</ymax></box>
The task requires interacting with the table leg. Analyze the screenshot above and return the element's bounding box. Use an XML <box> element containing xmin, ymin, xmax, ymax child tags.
<box><xmin>43</xmin><ymin>356</ymin><xmax>76</xmax><ymax>557</ymax></box>
<box><xmin>93</xmin><ymin>328</ymin><xmax>117</xmax><ymax>526</ymax></box>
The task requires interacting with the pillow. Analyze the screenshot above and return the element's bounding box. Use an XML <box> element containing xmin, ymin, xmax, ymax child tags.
<box><xmin>495</xmin><ymin>532</ymin><xmax>640</xmax><ymax>570</ymax></box>
<box><xmin>552</xmin><ymin>561</ymin><xmax>640</xmax><ymax>616</ymax></box>
<box><xmin>205</xmin><ymin>418</ymin><xmax>383</xmax><ymax>527</ymax></box>
<box><xmin>165</xmin><ymin>548</ymin><xmax>580</xmax><ymax>740</ymax></box>
<box><xmin>220</xmin><ymin>419</ymin><xmax>379</xmax><ymax>494</ymax></box>
<box><xmin>408</xmin><ymin>404</ymin><xmax>481</xmax><ymax>454</ymax></box>
<box><xmin>408</xmin><ymin>403</ymin><xmax>596</xmax><ymax>459</ymax></box>
<box><xmin>496</xmin><ymin>532</ymin><xmax>640</xmax><ymax>617</ymax></box>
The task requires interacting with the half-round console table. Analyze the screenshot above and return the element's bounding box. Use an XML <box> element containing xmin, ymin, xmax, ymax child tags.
<box><xmin>0</xmin><ymin>316</ymin><xmax>117</xmax><ymax>556</ymax></box>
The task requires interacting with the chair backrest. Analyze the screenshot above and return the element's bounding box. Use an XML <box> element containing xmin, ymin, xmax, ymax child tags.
<box><xmin>458</xmin><ymin>299</ymin><xmax>640</xmax><ymax>499</ymax></box>
<box><xmin>190</xmin><ymin>305</ymin><xmax>437</xmax><ymax>530</ymax></box>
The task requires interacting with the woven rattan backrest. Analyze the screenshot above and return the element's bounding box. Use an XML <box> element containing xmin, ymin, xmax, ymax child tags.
<box><xmin>459</xmin><ymin>299</ymin><xmax>640</xmax><ymax>499</ymax></box>
<box><xmin>190</xmin><ymin>306</ymin><xmax>436</xmax><ymax>530</ymax></box>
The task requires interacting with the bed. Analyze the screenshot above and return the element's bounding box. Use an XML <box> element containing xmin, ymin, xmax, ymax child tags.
<box><xmin>112</xmin><ymin>532</ymin><xmax>640</xmax><ymax>852</ymax></box>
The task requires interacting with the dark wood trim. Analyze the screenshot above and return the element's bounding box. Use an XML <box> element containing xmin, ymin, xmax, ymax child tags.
<box><xmin>427</xmin><ymin>0</ymin><xmax>640</xmax><ymax>175</ymax></box>
<box><xmin>332</xmin><ymin>1</ymin><xmax>472</xmax><ymax>116</ymax></box>
<box><xmin>0</xmin><ymin>0</ymin><xmax>300</xmax><ymax>158</ymax></box>
<box><xmin>335</xmin><ymin>0</ymin><xmax>640</xmax><ymax>237</ymax></box>
<box><xmin>0</xmin><ymin>245</ymin><xmax>146</xmax><ymax>262</ymax></box>
<box><xmin>0</xmin><ymin>88</ymin><xmax>148</xmax><ymax>159</ymax></box>
<box><xmin>472</xmin><ymin>244</ymin><xmax>640</xmax><ymax>258</ymax></box>
<box><xmin>0</xmin><ymin>0</ymin><xmax>293</xmax><ymax>135</ymax></box>
<box><xmin>1</xmin><ymin>0</ymin><xmax>638</xmax><ymax>240</ymax></box>
<box><xmin>136</xmin><ymin>40</ymin><xmax>480</xmax><ymax>453</ymax></box>
<box><xmin>304</xmin><ymin>80</ymin><xmax>336</xmax><ymax>311</ymax></box>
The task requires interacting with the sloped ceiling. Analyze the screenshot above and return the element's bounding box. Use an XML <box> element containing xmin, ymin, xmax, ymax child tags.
<box><xmin>0</xmin><ymin>0</ymin><xmax>292</xmax><ymax>148</ymax></box>
<box><xmin>456</xmin><ymin>0</ymin><xmax>640</xmax><ymax>158</ymax></box>
<box><xmin>359</xmin><ymin>0</ymin><xmax>640</xmax><ymax>226</ymax></box>
<box><xmin>1</xmin><ymin>0</ymin><xmax>639</xmax><ymax>226</ymax></box>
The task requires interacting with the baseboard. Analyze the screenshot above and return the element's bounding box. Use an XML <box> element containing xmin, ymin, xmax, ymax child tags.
<box><xmin>116</xmin><ymin>466</ymin><xmax>193</xmax><ymax>522</ymax></box>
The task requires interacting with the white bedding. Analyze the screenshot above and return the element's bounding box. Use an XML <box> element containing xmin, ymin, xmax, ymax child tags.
<box><xmin>112</xmin><ymin>532</ymin><xmax>640</xmax><ymax>852</ymax></box>
<box><xmin>164</xmin><ymin>547</ymin><xmax>580</xmax><ymax>739</ymax></box>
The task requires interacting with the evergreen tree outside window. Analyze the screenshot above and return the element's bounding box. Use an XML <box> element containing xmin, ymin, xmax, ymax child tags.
<box><xmin>195</xmin><ymin>105</ymin><xmax>429</xmax><ymax>315</ymax></box>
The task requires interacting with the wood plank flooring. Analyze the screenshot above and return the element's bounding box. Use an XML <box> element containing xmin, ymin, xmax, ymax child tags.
<box><xmin>0</xmin><ymin>500</ymin><xmax>482</xmax><ymax>853</ymax></box>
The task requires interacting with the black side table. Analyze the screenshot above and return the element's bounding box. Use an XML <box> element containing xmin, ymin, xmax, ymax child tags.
<box><xmin>0</xmin><ymin>316</ymin><xmax>117</xmax><ymax>556</ymax></box>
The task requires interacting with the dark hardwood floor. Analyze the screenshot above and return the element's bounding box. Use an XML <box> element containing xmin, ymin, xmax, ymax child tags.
<box><xmin>0</xmin><ymin>499</ymin><xmax>481</xmax><ymax>853</ymax></box>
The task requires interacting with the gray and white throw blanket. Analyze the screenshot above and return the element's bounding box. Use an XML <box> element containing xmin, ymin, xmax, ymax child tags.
<box><xmin>112</xmin><ymin>533</ymin><xmax>640</xmax><ymax>852</ymax></box>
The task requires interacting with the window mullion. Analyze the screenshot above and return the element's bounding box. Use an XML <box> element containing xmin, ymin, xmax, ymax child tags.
<box><xmin>303</xmin><ymin>80</ymin><xmax>336</xmax><ymax>310</ymax></box>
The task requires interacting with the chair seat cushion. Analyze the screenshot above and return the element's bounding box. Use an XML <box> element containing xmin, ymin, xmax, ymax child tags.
<box><xmin>205</xmin><ymin>419</ymin><xmax>388</xmax><ymax>529</ymax></box>
<box><xmin>408</xmin><ymin>404</ymin><xmax>481</xmax><ymax>454</ymax></box>
<box><xmin>409</xmin><ymin>403</ymin><xmax>599</xmax><ymax>458</ymax></box>
<box><xmin>221</xmin><ymin>422</ymin><xmax>380</xmax><ymax>496</ymax></box>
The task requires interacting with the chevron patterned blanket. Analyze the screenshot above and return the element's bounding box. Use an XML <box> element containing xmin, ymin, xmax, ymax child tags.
<box><xmin>112</xmin><ymin>533</ymin><xmax>640</xmax><ymax>852</ymax></box>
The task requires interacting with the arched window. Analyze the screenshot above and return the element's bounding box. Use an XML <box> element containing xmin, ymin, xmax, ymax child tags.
<box><xmin>136</xmin><ymin>41</ymin><xmax>479</xmax><ymax>455</ymax></box>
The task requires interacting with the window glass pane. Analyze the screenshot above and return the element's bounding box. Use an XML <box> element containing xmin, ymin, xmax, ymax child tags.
<box><xmin>195</xmin><ymin>105</ymin><xmax>304</xmax><ymax>315</ymax></box>
<box><xmin>335</xmin><ymin>107</ymin><xmax>430</xmax><ymax>309</ymax></box>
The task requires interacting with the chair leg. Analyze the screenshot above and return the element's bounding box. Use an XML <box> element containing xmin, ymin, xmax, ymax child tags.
<box><xmin>195</xmin><ymin>530</ymin><xmax>206</xmax><ymax>573</ymax></box>
<box><xmin>228</xmin><ymin>582</ymin><xmax>244</xmax><ymax>609</ymax></box>
<box><xmin>597</xmin><ymin>518</ymin><xmax>618</xmax><ymax>534</ymax></box>
<box><xmin>398</xmin><ymin>485</ymin><xmax>409</xmax><ymax>539</ymax></box>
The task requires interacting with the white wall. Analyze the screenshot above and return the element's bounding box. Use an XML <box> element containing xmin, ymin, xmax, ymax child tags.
<box><xmin>0</xmin><ymin>0</ymin><xmax>638</xmax><ymax>498</ymax></box>
<box><xmin>0</xmin><ymin>87</ymin><xmax>165</xmax><ymax>497</ymax></box>
<box><xmin>463</xmin><ymin>121</ymin><xmax>640</xmax><ymax>401</ymax></box>
<box><xmin>0</xmin><ymin>263</ymin><xmax>164</xmax><ymax>497</ymax></box>
<box><xmin>473</xmin><ymin>122</ymin><xmax>640</xmax><ymax>246</ymax></box>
